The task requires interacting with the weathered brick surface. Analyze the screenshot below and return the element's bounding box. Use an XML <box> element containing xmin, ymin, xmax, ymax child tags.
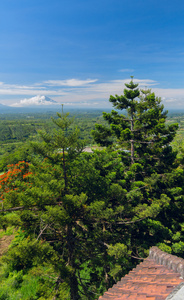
<box><xmin>98</xmin><ymin>247</ymin><xmax>184</xmax><ymax>300</ymax></box>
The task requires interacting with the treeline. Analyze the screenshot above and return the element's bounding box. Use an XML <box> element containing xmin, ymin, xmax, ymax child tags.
<box><xmin>0</xmin><ymin>112</ymin><xmax>106</xmax><ymax>172</ymax></box>
<box><xmin>0</xmin><ymin>109</ymin><xmax>109</xmax><ymax>139</ymax></box>
<box><xmin>0</xmin><ymin>120</ymin><xmax>43</xmax><ymax>142</ymax></box>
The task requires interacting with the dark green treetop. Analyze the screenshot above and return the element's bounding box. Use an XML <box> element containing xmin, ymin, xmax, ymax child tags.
<box><xmin>92</xmin><ymin>78</ymin><xmax>178</xmax><ymax>175</ymax></box>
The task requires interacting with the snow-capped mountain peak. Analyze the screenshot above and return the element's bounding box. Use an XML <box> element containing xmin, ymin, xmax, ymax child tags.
<box><xmin>11</xmin><ymin>95</ymin><xmax>59</xmax><ymax>107</ymax></box>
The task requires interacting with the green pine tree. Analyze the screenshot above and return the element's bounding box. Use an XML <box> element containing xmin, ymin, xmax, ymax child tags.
<box><xmin>92</xmin><ymin>77</ymin><xmax>178</xmax><ymax>175</ymax></box>
<box><xmin>92</xmin><ymin>77</ymin><xmax>182</xmax><ymax>261</ymax></box>
<box><xmin>1</xmin><ymin>113</ymin><xmax>128</xmax><ymax>299</ymax></box>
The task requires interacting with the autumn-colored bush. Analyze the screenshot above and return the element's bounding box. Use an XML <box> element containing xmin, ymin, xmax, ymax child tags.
<box><xmin>0</xmin><ymin>161</ymin><xmax>31</xmax><ymax>202</ymax></box>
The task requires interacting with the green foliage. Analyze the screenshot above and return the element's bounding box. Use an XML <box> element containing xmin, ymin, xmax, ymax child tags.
<box><xmin>0</xmin><ymin>265</ymin><xmax>57</xmax><ymax>300</ymax></box>
<box><xmin>3</xmin><ymin>238</ymin><xmax>55</xmax><ymax>272</ymax></box>
<box><xmin>0</xmin><ymin>226</ymin><xmax>15</xmax><ymax>238</ymax></box>
<box><xmin>0</xmin><ymin>212</ymin><xmax>21</xmax><ymax>232</ymax></box>
<box><xmin>0</xmin><ymin>110</ymin><xmax>107</xmax><ymax>172</ymax></box>
<box><xmin>157</xmin><ymin>243</ymin><xmax>172</xmax><ymax>254</ymax></box>
<box><xmin>107</xmin><ymin>243</ymin><xmax>129</xmax><ymax>259</ymax></box>
<box><xmin>108</xmin><ymin>264</ymin><xmax>122</xmax><ymax>280</ymax></box>
<box><xmin>0</xmin><ymin>290</ymin><xmax>9</xmax><ymax>300</ymax></box>
<box><xmin>1</xmin><ymin>101</ymin><xmax>184</xmax><ymax>299</ymax></box>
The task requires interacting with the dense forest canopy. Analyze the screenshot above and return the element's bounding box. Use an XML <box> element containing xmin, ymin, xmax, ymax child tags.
<box><xmin>0</xmin><ymin>111</ymin><xmax>107</xmax><ymax>172</ymax></box>
<box><xmin>0</xmin><ymin>80</ymin><xmax>184</xmax><ymax>299</ymax></box>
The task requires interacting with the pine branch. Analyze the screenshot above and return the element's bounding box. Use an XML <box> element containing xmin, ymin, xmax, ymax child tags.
<box><xmin>0</xmin><ymin>202</ymin><xmax>59</xmax><ymax>213</ymax></box>
<box><xmin>115</xmin><ymin>216</ymin><xmax>148</xmax><ymax>225</ymax></box>
<box><xmin>77</xmin><ymin>271</ymin><xmax>93</xmax><ymax>300</ymax></box>
<box><xmin>37</xmin><ymin>224</ymin><xmax>49</xmax><ymax>240</ymax></box>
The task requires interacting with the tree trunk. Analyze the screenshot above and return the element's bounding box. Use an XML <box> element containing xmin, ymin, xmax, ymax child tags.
<box><xmin>66</xmin><ymin>224</ymin><xmax>80</xmax><ymax>300</ymax></box>
<box><xmin>63</xmin><ymin>148</ymin><xmax>68</xmax><ymax>192</ymax></box>
<box><xmin>70</xmin><ymin>273</ymin><xmax>80</xmax><ymax>300</ymax></box>
<box><xmin>130</xmin><ymin>112</ymin><xmax>134</xmax><ymax>164</ymax></box>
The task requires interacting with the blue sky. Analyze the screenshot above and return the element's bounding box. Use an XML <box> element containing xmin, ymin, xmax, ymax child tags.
<box><xmin>0</xmin><ymin>0</ymin><xmax>184</xmax><ymax>108</ymax></box>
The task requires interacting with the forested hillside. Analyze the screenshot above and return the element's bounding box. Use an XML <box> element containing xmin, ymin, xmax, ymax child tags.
<box><xmin>0</xmin><ymin>111</ymin><xmax>106</xmax><ymax>172</ymax></box>
<box><xmin>0</xmin><ymin>81</ymin><xmax>184</xmax><ymax>299</ymax></box>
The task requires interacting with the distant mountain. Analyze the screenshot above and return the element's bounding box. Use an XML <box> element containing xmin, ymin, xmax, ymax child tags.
<box><xmin>0</xmin><ymin>96</ymin><xmax>112</xmax><ymax>114</ymax></box>
<box><xmin>0</xmin><ymin>100</ymin><xmax>61</xmax><ymax>114</ymax></box>
<box><xmin>11</xmin><ymin>95</ymin><xmax>60</xmax><ymax>107</ymax></box>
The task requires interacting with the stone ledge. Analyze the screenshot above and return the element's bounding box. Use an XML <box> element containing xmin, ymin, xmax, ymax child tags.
<box><xmin>149</xmin><ymin>246</ymin><xmax>184</xmax><ymax>278</ymax></box>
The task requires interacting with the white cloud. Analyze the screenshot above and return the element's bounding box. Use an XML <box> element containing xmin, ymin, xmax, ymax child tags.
<box><xmin>164</xmin><ymin>98</ymin><xmax>176</xmax><ymax>103</ymax></box>
<box><xmin>0</xmin><ymin>81</ymin><xmax>67</xmax><ymax>97</ymax></box>
<box><xmin>44</xmin><ymin>78</ymin><xmax>98</xmax><ymax>87</ymax></box>
<box><xmin>119</xmin><ymin>69</ymin><xmax>134</xmax><ymax>73</ymax></box>
<box><xmin>153</xmin><ymin>88</ymin><xmax>184</xmax><ymax>98</ymax></box>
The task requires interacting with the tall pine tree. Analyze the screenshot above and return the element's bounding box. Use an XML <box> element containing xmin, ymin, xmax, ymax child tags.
<box><xmin>92</xmin><ymin>77</ymin><xmax>183</xmax><ymax>260</ymax></box>
<box><xmin>92</xmin><ymin>77</ymin><xmax>178</xmax><ymax>175</ymax></box>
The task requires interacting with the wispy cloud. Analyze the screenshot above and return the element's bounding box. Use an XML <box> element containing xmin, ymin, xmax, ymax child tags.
<box><xmin>152</xmin><ymin>88</ymin><xmax>184</xmax><ymax>107</ymax></box>
<box><xmin>0</xmin><ymin>78</ymin><xmax>184</xmax><ymax>108</ymax></box>
<box><xmin>119</xmin><ymin>69</ymin><xmax>134</xmax><ymax>73</ymax></box>
<box><xmin>44</xmin><ymin>79</ymin><xmax>98</xmax><ymax>87</ymax></box>
<box><xmin>0</xmin><ymin>81</ymin><xmax>66</xmax><ymax>97</ymax></box>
